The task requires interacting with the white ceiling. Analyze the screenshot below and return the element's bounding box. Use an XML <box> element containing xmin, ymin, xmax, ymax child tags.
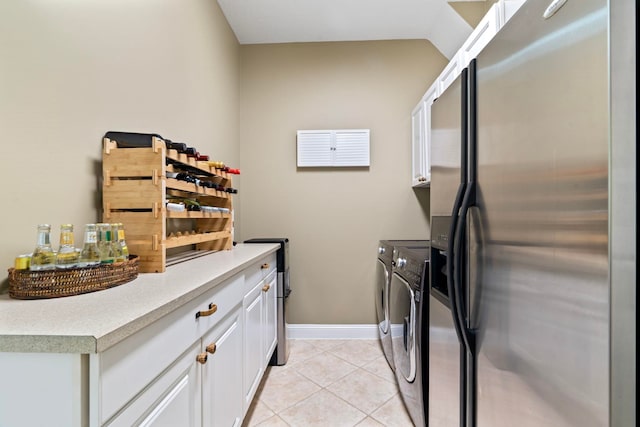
<box><xmin>216</xmin><ymin>0</ymin><xmax>476</xmax><ymax>60</ymax></box>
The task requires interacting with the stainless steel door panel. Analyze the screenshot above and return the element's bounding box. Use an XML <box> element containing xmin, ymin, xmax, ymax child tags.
<box><xmin>428</xmin><ymin>293</ymin><xmax>460</xmax><ymax>427</ymax></box>
<box><xmin>274</xmin><ymin>296</ymin><xmax>289</xmax><ymax>365</ymax></box>
<box><xmin>474</xmin><ymin>0</ymin><xmax>609</xmax><ymax>425</ymax></box>
<box><xmin>430</xmin><ymin>74</ymin><xmax>463</xmax><ymax>218</ymax></box>
<box><xmin>277</xmin><ymin>269</ymin><xmax>290</xmax><ymax>298</ymax></box>
<box><xmin>389</xmin><ymin>273</ymin><xmax>416</xmax><ymax>383</ymax></box>
<box><xmin>376</xmin><ymin>257</ymin><xmax>394</xmax><ymax>370</ymax></box>
<box><xmin>375</xmin><ymin>259</ymin><xmax>390</xmax><ymax>334</ymax></box>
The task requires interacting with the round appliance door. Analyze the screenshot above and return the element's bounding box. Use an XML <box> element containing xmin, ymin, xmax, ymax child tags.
<box><xmin>389</xmin><ymin>271</ymin><xmax>417</xmax><ymax>382</ymax></box>
<box><xmin>375</xmin><ymin>258</ymin><xmax>390</xmax><ymax>334</ymax></box>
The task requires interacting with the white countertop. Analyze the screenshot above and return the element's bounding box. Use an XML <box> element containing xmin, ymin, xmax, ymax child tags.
<box><xmin>0</xmin><ymin>243</ymin><xmax>279</xmax><ymax>354</ymax></box>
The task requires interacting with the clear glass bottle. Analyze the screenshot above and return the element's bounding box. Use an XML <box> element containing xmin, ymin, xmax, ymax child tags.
<box><xmin>56</xmin><ymin>224</ymin><xmax>79</xmax><ymax>268</ymax></box>
<box><xmin>116</xmin><ymin>223</ymin><xmax>129</xmax><ymax>261</ymax></box>
<box><xmin>111</xmin><ymin>223</ymin><xmax>124</xmax><ymax>262</ymax></box>
<box><xmin>78</xmin><ymin>224</ymin><xmax>101</xmax><ymax>267</ymax></box>
<box><xmin>29</xmin><ymin>224</ymin><xmax>56</xmax><ymax>271</ymax></box>
<box><xmin>97</xmin><ymin>223</ymin><xmax>115</xmax><ymax>264</ymax></box>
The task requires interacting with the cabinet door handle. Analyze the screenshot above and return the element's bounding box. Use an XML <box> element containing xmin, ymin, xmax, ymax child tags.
<box><xmin>196</xmin><ymin>353</ymin><xmax>208</xmax><ymax>364</ymax></box>
<box><xmin>262</xmin><ymin>284</ymin><xmax>271</xmax><ymax>292</ymax></box>
<box><xmin>195</xmin><ymin>303</ymin><xmax>218</xmax><ymax>319</ymax></box>
<box><xmin>206</xmin><ymin>343</ymin><xmax>217</xmax><ymax>354</ymax></box>
<box><xmin>261</xmin><ymin>263</ymin><xmax>270</xmax><ymax>270</ymax></box>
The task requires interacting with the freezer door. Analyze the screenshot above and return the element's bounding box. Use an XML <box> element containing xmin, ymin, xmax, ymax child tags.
<box><xmin>473</xmin><ymin>0</ymin><xmax>609</xmax><ymax>426</ymax></box>
<box><xmin>430</xmin><ymin>73</ymin><xmax>464</xmax><ymax>219</ymax></box>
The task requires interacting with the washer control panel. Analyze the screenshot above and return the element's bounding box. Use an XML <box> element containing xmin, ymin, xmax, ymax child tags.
<box><xmin>394</xmin><ymin>247</ymin><xmax>430</xmax><ymax>293</ymax></box>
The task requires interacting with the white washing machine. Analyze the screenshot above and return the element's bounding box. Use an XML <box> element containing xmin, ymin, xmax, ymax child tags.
<box><xmin>389</xmin><ymin>245</ymin><xmax>430</xmax><ymax>427</ymax></box>
<box><xmin>376</xmin><ymin>240</ymin><xmax>428</xmax><ymax>371</ymax></box>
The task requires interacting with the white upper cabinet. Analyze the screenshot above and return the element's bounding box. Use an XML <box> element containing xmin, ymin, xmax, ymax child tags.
<box><xmin>297</xmin><ymin>129</ymin><xmax>370</xmax><ymax>167</ymax></box>
<box><xmin>437</xmin><ymin>53</ymin><xmax>463</xmax><ymax>95</ymax></box>
<box><xmin>458</xmin><ymin>0</ymin><xmax>526</xmax><ymax>69</ymax></box>
<box><xmin>411</xmin><ymin>102</ymin><xmax>427</xmax><ymax>186</ymax></box>
<box><xmin>458</xmin><ymin>3</ymin><xmax>500</xmax><ymax>69</ymax></box>
<box><xmin>412</xmin><ymin>83</ymin><xmax>438</xmax><ymax>187</ymax></box>
<box><xmin>498</xmin><ymin>0</ymin><xmax>527</xmax><ymax>27</ymax></box>
<box><xmin>410</xmin><ymin>0</ymin><xmax>524</xmax><ymax>188</ymax></box>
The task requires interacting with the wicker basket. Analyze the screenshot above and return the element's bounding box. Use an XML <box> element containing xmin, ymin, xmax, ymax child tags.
<box><xmin>7</xmin><ymin>256</ymin><xmax>139</xmax><ymax>300</ymax></box>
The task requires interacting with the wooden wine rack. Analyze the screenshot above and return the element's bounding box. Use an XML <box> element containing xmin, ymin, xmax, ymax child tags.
<box><xmin>102</xmin><ymin>136</ymin><xmax>233</xmax><ymax>273</ymax></box>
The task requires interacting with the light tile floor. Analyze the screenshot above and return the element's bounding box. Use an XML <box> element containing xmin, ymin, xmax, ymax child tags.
<box><xmin>242</xmin><ymin>339</ymin><xmax>414</xmax><ymax>427</ymax></box>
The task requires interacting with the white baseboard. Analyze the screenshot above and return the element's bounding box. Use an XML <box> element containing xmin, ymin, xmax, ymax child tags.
<box><xmin>287</xmin><ymin>324</ymin><xmax>379</xmax><ymax>340</ymax></box>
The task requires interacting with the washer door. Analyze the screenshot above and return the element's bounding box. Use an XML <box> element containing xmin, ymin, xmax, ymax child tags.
<box><xmin>375</xmin><ymin>258</ymin><xmax>390</xmax><ymax>334</ymax></box>
<box><xmin>389</xmin><ymin>272</ymin><xmax>416</xmax><ymax>382</ymax></box>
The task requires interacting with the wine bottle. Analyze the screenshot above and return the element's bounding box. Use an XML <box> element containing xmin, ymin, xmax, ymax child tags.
<box><xmin>165</xmin><ymin>140</ymin><xmax>187</xmax><ymax>153</ymax></box>
<box><xmin>208</xmin><ymin>161</ymin><xmax>225</xmax><ymax>169</ymax></box>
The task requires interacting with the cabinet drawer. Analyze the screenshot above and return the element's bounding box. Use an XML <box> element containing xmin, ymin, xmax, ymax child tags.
<box><xmin>193</xmin><ymin>274</ymin><xmax>245</xmax><ymax>336</ymax></box>
<box><xmin>105</xmin><ymin>341</ymin><xmax>202</xmax><ymax>427</ymax></box>
<box><xmin>99</xmin><ymin>274</ymin><xmax>244</xmax><ymax>424</ymax></box>
<box><xmin>244</xmin><ymin>254</ymin><xmax>277</xmax><ymax>293</ymax></box>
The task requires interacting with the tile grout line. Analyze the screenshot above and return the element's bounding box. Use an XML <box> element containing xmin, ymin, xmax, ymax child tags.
<box><xmin>247</xmin><ymin>339</ymin><xmax>409</xmax><ymax>427</ymax></box>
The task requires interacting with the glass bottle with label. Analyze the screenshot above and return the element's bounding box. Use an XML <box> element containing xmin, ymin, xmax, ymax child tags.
<box><xmin>56</xmin><ymin>224</ymin><xmax>79</xmax><ymax>268</ymax></box>
<box><xmin>79</xmin><ymin>224</ymin><xmax>101</xmax><ymax>267</ymax></box>
<box><xmin>111</xmin><ymin>223</ymin><xmax>124</xmax><ymax>262</ymax></box>
<box><xmin>29</xmin><ymin>224</ymin><xmax>56</xmax><ymax>271</ymax></box>
<box><xmin>97</xmin><ymin>223</ymin><xmax>115</xmax><ymax>264</ymax></box>
<box><xmin>115</xmin><ymin>223</ymin><xmax>129</xmax><ymax>261</ymax></box>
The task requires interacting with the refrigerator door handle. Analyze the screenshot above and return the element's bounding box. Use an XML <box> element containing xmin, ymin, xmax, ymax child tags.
<box><xmin>453</xmin><ymin>183</ymin><xmax>476</xmax><ymax>353</ymax></box>
<box><xmin>447</xmin><ymin>182</ymin><xmax>467</xmax><ymax>341</ymax></box>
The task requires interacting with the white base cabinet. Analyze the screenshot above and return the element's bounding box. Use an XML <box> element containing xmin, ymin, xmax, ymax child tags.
<box><xmin>0</xmin><ymin>353</ymin><xmax>87</xmax><ymax>427</ymax></box>
<box><xmin>262</xmin><ymin>272</ymin><xmax>277</xmax><ymax>368</ymax></box>
<box><xmin>202</xmin><ymin>308</ymin><xmax>244</xmax><ymax>427</ymax></box>
<box><xmin>0</xmin><ymin>250</ymin><xmax>277</xmax><ymax>427</ymax></box>
<box><xmin>243</xmin><ymin>280</ymin><xmax>264</xmax><ymax>410</ymax></box>
<box><xmin>243</xmin><ymin>262</ymin><xmax>278</xmax><ymax>414</ymax></box>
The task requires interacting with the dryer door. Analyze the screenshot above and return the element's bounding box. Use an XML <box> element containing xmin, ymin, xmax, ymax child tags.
<box><xmin>389</xmin><ymin>272</ymin><xmax>417</xmax><ymax>382</ymax></box>
<box><xmin>375</xmin><ymin>258</ymin><xmax>390</xmax><ymax>334</ymax></box>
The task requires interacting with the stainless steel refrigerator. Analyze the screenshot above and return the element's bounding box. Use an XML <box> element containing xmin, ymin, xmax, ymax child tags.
<box><xmin>428</xmin><ymin>0</ymin><xmax>636</xmax><ymax>426</ymax></box>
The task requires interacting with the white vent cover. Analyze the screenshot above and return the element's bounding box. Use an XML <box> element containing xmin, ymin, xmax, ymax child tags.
<box><xmin>297</xmin><ymin>129</ymin><xmax>370</xmax><ymax>167</ymax></box>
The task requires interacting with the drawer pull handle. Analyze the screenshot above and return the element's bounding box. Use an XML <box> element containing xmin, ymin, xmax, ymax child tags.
<box><xmin>196</xmin><ymin>353</ymin><xmax>208</xmax><ymax>364</ymax></box>
<box><xmin>262</xmin><ymin>284</ymin><xmax>271</xmax><ymax>292</ymax></box>
<box><xmin>261</xmin><ymin>263</ymin><xmax>270</xmax><ymax>270</ymax></box>
<box><xmin>206</xmin><ymin>343</ymin><xmax>217</xmax><ymax>354</ymax></box>
<box><xmin>195</xmin><ymin>303</ymin><xmax>218</xmax><ymax>319</ymax></box>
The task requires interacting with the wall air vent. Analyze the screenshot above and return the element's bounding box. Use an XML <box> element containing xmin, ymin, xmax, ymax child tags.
<box><xmin>297</xmin><ymin>129</ymin><xmax>370</xmax><ymax>167</ymax></box>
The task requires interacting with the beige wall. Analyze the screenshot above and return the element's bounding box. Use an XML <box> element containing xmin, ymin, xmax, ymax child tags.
<box><xmin>1</xmin><ymin>3</ymin><xmax>445</xmax><ymax>325</ymax></box>
<box><xmin>0</xmin><ymin>0</ymin><xmax>240</xmax><ymax>285</ymax></box>
<box><xmin>238</xmin><ymin>41</ymin><xmax>445</xmax><ymax>324</ymax></box>
<box><xmin>450</xmin><ymin>1</ymin><xmax>498</xmax><ymax>27</ymax></box>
